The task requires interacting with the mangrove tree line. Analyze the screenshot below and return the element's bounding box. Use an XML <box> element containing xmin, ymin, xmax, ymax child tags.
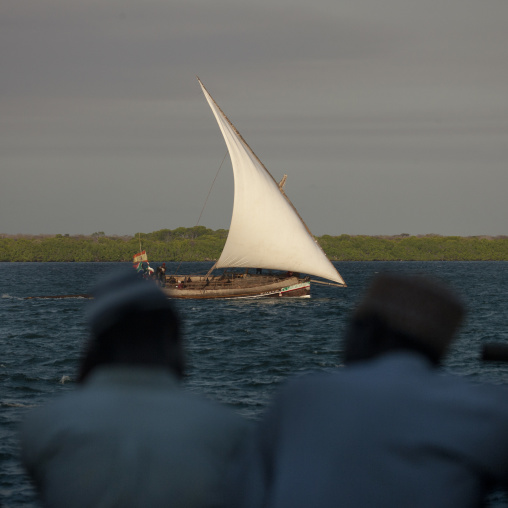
<box><xmin>1</xmin><ymin>227</ymin><xmax>507</xmax><ymax>262</ymax></box>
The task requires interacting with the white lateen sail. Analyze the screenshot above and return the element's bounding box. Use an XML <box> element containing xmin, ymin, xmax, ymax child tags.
<box><xmin>198</xmin><ymin>78</ymin><xmax>345</xmax><ymax>286</ymax></box>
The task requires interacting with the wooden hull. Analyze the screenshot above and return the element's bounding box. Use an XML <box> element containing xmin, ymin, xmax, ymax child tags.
<box><xmin>161</xmin><ymin>275</ymin><xmax>310</xmax><ymax>299</ymax></box>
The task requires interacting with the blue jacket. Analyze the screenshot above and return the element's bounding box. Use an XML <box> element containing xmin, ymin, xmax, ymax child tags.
<box><xmin>21</xmin><ymin>366</ymin><xmax>249</xmax><ymax>508</ymax></box>
<box><xmin>231</xmin><ymin>352</ymin><xmax>508</xmax><ymax>508</ymax></box>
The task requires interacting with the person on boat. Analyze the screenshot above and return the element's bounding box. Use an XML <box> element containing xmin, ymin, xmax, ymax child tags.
<box><xmin>156</xmin><ymin>263</ymin><xmax>166</xmax><ymax>286</ymax></box>
<box><xmin>139</xmin><ymin>261</ymin><xmax>149</xmax><ymax>278</ymax></box>
<box><xmin>228</xmin><ymin>273</ymin><xmax>508</xmax><ymax>508</ymax></box>
<box><xmin>20</xmin><ymin>271</ymin><xmax>250</xmax><ymax>508</ymax></box>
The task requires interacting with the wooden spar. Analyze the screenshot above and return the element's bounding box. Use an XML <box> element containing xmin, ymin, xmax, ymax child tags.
<box><xmin>205</xmin><ymin>262</ymin><xmax>217</xmax><ymax>278</ymax></box>
<box><xmin>309</xmin><ymin>279</ymin><xmax>347</xmax><ymax>288</ymax></box>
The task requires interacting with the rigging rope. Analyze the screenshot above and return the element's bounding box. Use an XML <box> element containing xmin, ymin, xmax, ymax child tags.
<box><xmin>174</xmin><ymin>151</ymin><xmax>228</xmax><ymax>275</ymax></box>
<box><xmin>196</xmin><ymin>151</ymin><xmax>228</xmax><ymax>227</ymax></box>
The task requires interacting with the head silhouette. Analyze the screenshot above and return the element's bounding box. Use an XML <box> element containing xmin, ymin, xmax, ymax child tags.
<box><xmin>344</xmin><ymin>273</ymin><xmax>465</xmax><ymax>365</ymax></box>
<box><xmin>79</xmin><ymin>271</ymin><xmax>183</xmax><ymax>382</ymax></box>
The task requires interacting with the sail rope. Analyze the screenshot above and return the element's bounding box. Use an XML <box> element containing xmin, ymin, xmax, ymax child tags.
<box><xmin>196</xmin><ymin>151</ymin><xmax>228</xmax><ymax>227</ymax></box>
<box><xmin>174</xmin><ymin>151</ymin><xmax>228</xmax><ymax>276</ymax></box>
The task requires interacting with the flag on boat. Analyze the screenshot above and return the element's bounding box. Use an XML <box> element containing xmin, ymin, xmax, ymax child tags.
<box><xmin>133</xmin><ymin>251</ymin><xmax>148</xmax><ymax>271</ymax></box>
<box><xmin>133</xmin><ymin>251</ymin><xmax>148</xmax><ymax>263</ymax></box>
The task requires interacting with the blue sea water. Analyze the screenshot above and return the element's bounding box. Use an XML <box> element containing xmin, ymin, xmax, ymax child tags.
<box><xmin>1</xmin><ymin>261</ymin><xmax>508</xmax><ymax>507</ymax></box>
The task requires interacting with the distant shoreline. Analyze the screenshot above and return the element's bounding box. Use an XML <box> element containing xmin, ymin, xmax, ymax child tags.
<box><xmin>1</xmin><ymin>228</ymin><xmax>507</xmax><ymax>262</ymax></box>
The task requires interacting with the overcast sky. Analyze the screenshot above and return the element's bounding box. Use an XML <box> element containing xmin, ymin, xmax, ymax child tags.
<box><xmin>2</xmin><ymin>0</ymin><xmax>507</xmax><ymax>237</ymax></box>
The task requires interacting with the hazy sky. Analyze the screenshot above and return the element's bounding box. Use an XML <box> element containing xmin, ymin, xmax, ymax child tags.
<box><xmin>2</xmin><ymin>0</ymin><xmax>507</xmax><ymax>237</ymax></box>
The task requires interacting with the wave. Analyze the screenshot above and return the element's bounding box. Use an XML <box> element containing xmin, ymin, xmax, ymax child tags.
<box><xmin>1</xmin><ymin>401</ymin><xmax>37</xmax><ymax>408</ymax></box>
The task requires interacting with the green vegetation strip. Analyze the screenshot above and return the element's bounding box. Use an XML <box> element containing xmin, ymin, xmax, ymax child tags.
<box><xmin>1</xmin><ymin>227</ymin><xmax>507</xmax><ymax>262</ymax></box>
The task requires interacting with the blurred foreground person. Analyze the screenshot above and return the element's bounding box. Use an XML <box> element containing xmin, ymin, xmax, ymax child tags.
<box><xmin>21</xmin><ymin>271</ymin><xmax>249</xmax><ymax>508</ymax></box>
<box><xmin>231</xmin><ymin>273</ymin><xmax>508</xmax><ymax>508</ymax></box>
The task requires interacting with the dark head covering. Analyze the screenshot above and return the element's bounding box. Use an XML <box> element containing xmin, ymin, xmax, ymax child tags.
<box><xmin>88</xmin><ymin>270</ymin><xmax>172</xmax><ymax>336</ymax></box>
<box><xmin>80</xmin><ymin>270</ymin><xmax>183</xmax><ymax>382</ymax></box>
<box><xmin>352</xmin><ymin>272</ymin><xmax>465</xmax><ymax>358</ymax></box>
